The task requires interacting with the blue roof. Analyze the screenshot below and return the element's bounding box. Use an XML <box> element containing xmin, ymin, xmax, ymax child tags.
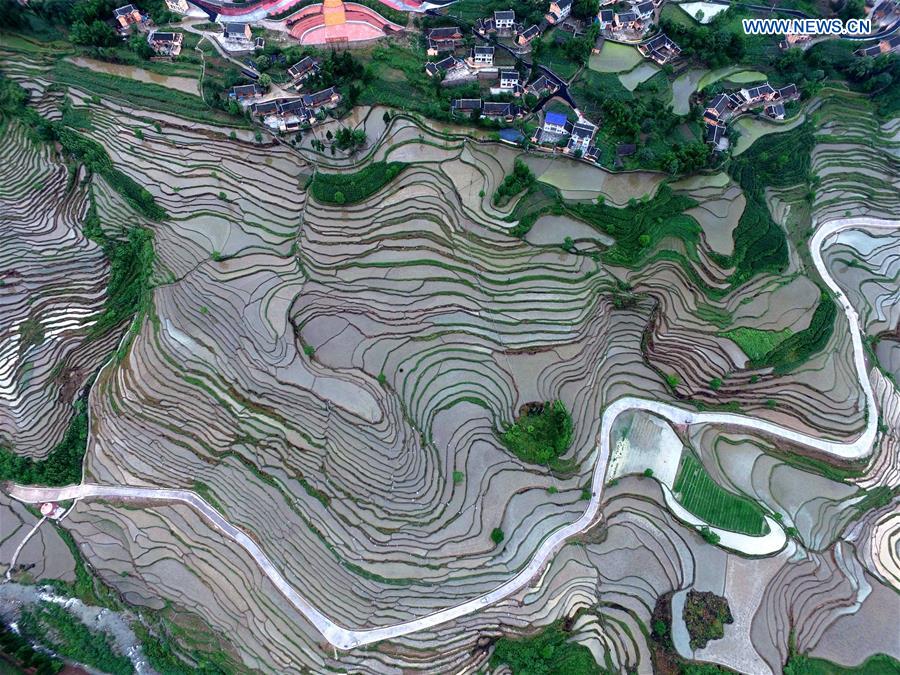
<box><xmin>544</xmin><ymin>111</ymin><xmax>567</xmax><ymax>126</ymax></box>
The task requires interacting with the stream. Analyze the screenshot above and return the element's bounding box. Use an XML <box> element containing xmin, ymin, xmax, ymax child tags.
<box><xmin>0</xmin><ymin>582</ymin><xmax>156</xmax><ymax>674</ymax></box>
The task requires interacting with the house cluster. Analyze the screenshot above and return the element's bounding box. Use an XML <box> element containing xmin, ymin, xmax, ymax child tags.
<box><xmin>532</xmin><ymin>111</ymin><xmax>600</xmax><ymax>159</ymax></box>
<box><xmin>228</xmin><ymin>84</ymin><xmax>341</xmax><ymax>132</ymax></box>
<box><xmin>450</xmin><ymin>98</ymin><xmax>523</xmax><ymax>122</ymax></box>
<box><xmin>637</xmin><ymin>33</ymin><xmax>681</xmax><ymax>64</ymax></box>
<box><xmin>855</xmin><ymin>34</ymin><xmax>900</xmax><ymax>57</ymax></box>
<box><xmin>597</xmin><ymin>0</ymin><xmax>662</xmax><ymax>38</ymax></box>
<box><xmin>702</xmin><ymin>82</ymin><xmax>799</xmax><ymax>148</ymax></box>
<box><xmin>475</xmin><ymin>9</ymin><xmax>544</xmax><ymax>49</ymax></box>
<box><xmin>423</xmin><ymin>25</ymin><xmax>504</xmax><ymax>85</ymax></box>
<box><xmin>147</xmin><ymin>30</ymin><xmax>183</xmax><ymax>56</ymax></box>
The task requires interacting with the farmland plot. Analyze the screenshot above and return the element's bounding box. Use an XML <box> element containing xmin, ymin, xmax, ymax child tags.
<box><xmin>1</xmin><ymin>51</ymin><xmax>898</xmax><ymax>675</ymax></box>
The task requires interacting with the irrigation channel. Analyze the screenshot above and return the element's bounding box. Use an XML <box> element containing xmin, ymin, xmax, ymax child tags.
<box><xmin>4</xmin><ymin>216</ymin><xmax>892</xmax><ymax>650</ymax></box>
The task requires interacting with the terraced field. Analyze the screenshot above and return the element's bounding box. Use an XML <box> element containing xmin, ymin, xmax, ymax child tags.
<box><xmin>1</xmin><ymin>50</ymin><xmax>898</xmax><ymax>675</ymax></box>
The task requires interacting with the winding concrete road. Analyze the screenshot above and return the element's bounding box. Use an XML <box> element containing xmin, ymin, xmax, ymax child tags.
<box><xmin>5</xmin><ymin>216</ymin><xmax>894</xmax><ymax>650</ymax></box>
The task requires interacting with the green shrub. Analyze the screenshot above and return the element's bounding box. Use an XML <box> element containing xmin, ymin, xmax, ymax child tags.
<box><xmin>491</xmin><ymin>621</ymin><xmax>601</xmax><ymax>675</ymax></box>
<box><xmin>452</xmin><ymin>470</ymin><xmax>464</xmax><ymax>484</ymax></box>
<box><xmin>490</xmin><ymin>527</ymin><xmax>505</xmax><ymax>544</ymax></box>
<box><xmin>309</xmin><ymin>162</ymin><xmax>407</xmax><ymax>204</ymax></box>
<box><xmin>499</xmin><ymin>400</ymin><xmax>573</xmax><ymax>466</ymax></box>
<box><xmin>493</xmin><ymin>158</ymin><xmax>535</xmax><ymax>206</ymax></box>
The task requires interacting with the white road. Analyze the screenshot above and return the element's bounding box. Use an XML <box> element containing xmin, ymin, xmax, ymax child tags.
<box><xmin>4</xmin><ymin>216</ymin><xmax>894</xmax><ymax>650</ymax></box>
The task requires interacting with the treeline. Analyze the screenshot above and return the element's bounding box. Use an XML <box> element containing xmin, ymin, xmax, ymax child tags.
<box><xmin>718</xmin><ymin>123</ymin><xmax>815</xmax><ymax>287</ymax></box>
<box><xmin>0</xmin><ymin>620</ymin><xmax>62</xmax><ymax>674</ymax></box>
<box><xmin>751</xmin><ymin>291</ymin><xmax>837</xmax><ymax>373</ymax></box>
<box><xmin>309</xmin><ymin>161</ymin><xmax>407</xmax><ymax>204</ymax></box>
<box><xmin>772</xmin><ymin>41</ymin><xmax>899</xmax><ymax>116</ymax></box>
<box><xmin>660</xmin><ymin>8</ymin><xmax>746</xmax><ymax>69</ymax></box>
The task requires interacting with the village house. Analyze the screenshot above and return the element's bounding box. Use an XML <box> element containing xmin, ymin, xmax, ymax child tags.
<box><xmin>546</xmin><ymin>0</ymin><xmax>572</xmax><ymax>24</ymax></box>
<box><xmin>494</xmin><ymin>9</ymin><xmax>516</xmax><ymax>30</ymax></box>
<box><xmin>229</xmin><ymin>83</ymin><xmax>263</xmax><ymax>101</ymax></box>
<box><xmin>113</xmin><ymin>4</ymin><xmax>142</xmax><ymax>28</ymax></box>
<box><xmin>469</xmin><ymin>45</ymin><xmax>495</xmax><ymax>67</ymax></box>
<box><xmin>855</xmin><ymin>34</ymin><xmax>900</xmax><ymax>56</ymax></box>
<box><xmin>516</xmin><ymin>24</ymin><xmax>541</xmax><ymax>46</ymax></box>
<box><xmin>542</xmin><ymin>111</ymin><xmax>569</xmax><ymax>136</ymax></box>
<box><xmin>635</xmin><ymin>1</ymin><xmax>655</xmax><ymax>20</ymax></box>
<box><xmin>425</xmin><ymin>55</ymin><xmax>467</xmax><ymax>78</ymax></box>
<box><xmin>740</xmin><ymin>82</ymin><xmax>776</xmax><ymax>105</ymax></box>
<box><xmin>703</xmin><ymin>92</ymin><xmax>733</xmax><ymax>123</ymax></box>
<box><xmin>164</xmin><ymin>0</ymin><xmax>188</xmax><ymax>13</ymax></box>
<box><xmin>147</xmin><ymin>30</ymin><xmax>183</xmax><ymax>56</ymax></box>
<box><xmin>223</xmin><ymin>23</ymin><xmax>252</xmax><ymax>41</ymax></box>
<box><xmin>499</xmin><ymin>69</ymin><xmax>519</xmax><ymax>89</ymax></box>
<box><xmin>426</xmin><ymin>26</ymin><xmax>463</xmax><ymax>55</ymax></box>
<box><xmin>780</xmin><ymin>32</ymin><xmax>812</xmax><ymax>49</ymax></box>
<box><xmin>568</xmin><ymin>120</ymin><xmax>596</xmax><ymax>153</ymax></box>
<box><xmin>776</xmin><ymin>83</ymin><xmax>798</xmax><ymax>100</ymax></box>
<box><xmin>288</xmin><ymin>56</ymin><xmax>319</xmax><ymax>85</ymax></box>
<box><xmin>302</xmin><ymin>86</ymin><xmax>341</xmax><ymax>113</ymax></box>
<box><xmin>598</xmin><ymin>9</ymin><xmax>614</xmax><ymax>28</ymax></box>
<box><xmin>637</xmin><ymin>33</ymin><xmax>681</xmax><ymax>64</ymax></box>
<box><xmin>475</xmin><ymin>17</ymin><xmax>496</xmax><ymax>35</ymax></box>
<box><xmin>482</xmin><ymin>101</ymin><xmax>522</xmax><ymax>121</ymax></box>
<box><xmin>451</xmin><ymin>98</ymin><xmax>483</xmax><ymax>116</ymax></box>
<box><xmin>613</xmin><ymin>11</ymin><xmax>640</xmax><ymax>30</ymax></box>
<box><xmin>704</xmin><ymin>122</ymin><xmax>724</xmax><ymax>146</ymax></box>
<box><xmin>764</xmin><ymin>103</ymin><xmax>786</xmax><ymax>119</ymax></box>
<box><xmin>526</xmin><ymin>74</ymin><xmax>558</xmax><ymax>97</ymax></box>
<box><xmin>871</xmin><ymin>0</ymin><xmax>899</xmax><ymax>26</ymax></box>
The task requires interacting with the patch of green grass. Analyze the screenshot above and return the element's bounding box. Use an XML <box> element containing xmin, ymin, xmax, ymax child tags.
<box><xmin>499</xmin><ymin>400</ymin><xmax>573</xmax><ymax>466</ymax></box>
<box><xmin>721</xmin><ymin>327</ymin><xmax>793</xmax><ymax>362</ymax></box>
<box><xmin>310</xmin><ymin>161</ymin><xmax>407</xmax><ymax>204</ymax></box>
<box><xmin>673</xmin><ymin>453</ymin><xmax>768</xmax><ymax>535</ymax></box>
<box><xmin>491</xmin><ymin>621</ymin><xmax>602</xmax><ymax>675</ymax></box>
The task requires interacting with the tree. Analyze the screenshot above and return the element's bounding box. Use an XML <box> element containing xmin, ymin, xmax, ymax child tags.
<box><xmin>258</xmin><ymin>73</ymin><xmax>272</xmax><ymax>90</ymax></box>
<box><xmin>491</xmin><ymin>527</ymin><xmax>505</xmax><ymax>544</ymax></box>
<box><xmin>572</xmin><ymin>0</ymin><xmax>599</xmax><ymax>20</ymax></box>
<box><xmin>127</xmin><ymin>32</ymin><xmax>153</xmax><ymax>59</ymax></box>
<box><xmin>70</xmin><ymin>20</ymin><xmax>119</xmax><ymax>47</ymax></box>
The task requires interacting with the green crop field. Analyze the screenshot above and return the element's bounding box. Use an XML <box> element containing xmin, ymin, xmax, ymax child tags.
<box><xmin>673</xmin><ymin>454</ymin><xmax>769</xmax><ymax>535</ymax></box>
<box><xmin>721</xmin><ymin>327</ymin><xmax>793</xmax><ymax>362</ymax></box>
